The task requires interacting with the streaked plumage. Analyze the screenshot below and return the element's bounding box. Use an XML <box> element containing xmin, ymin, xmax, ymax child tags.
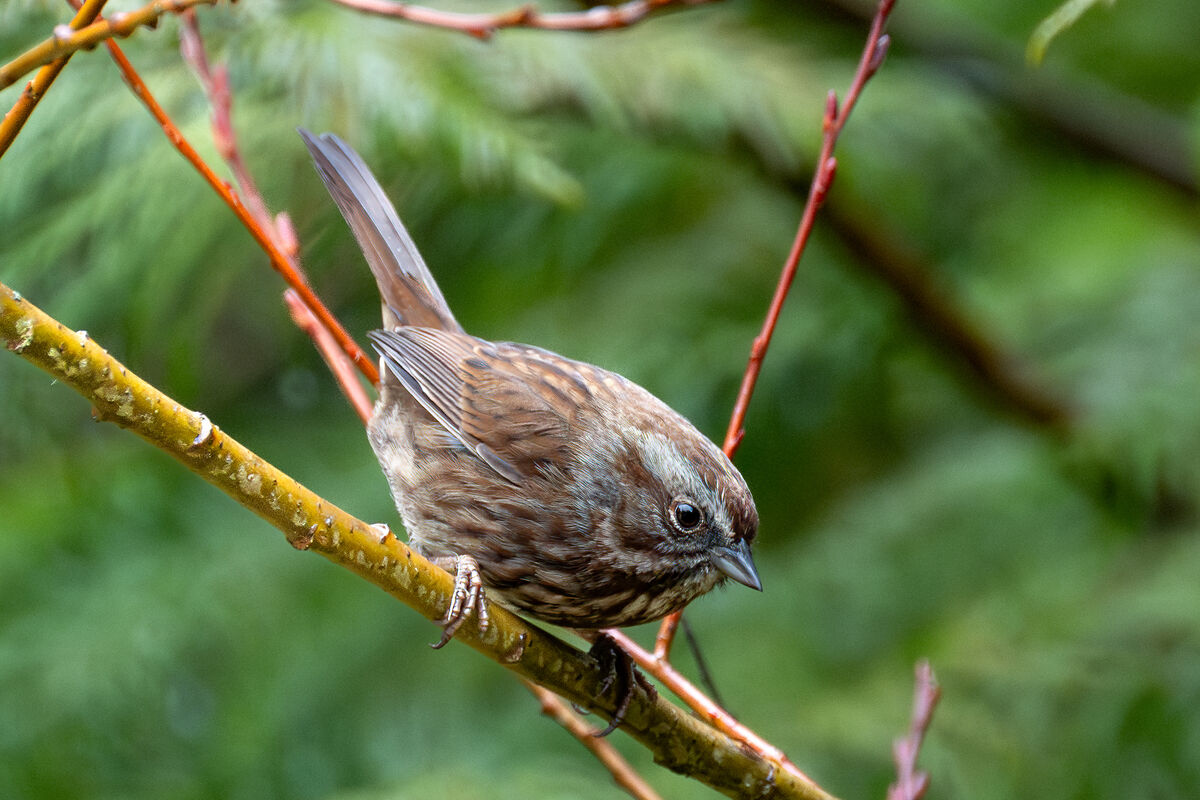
<box><xmin>301</xmin><ymin>129</ymin><xmax>760</xmax><ymax>633</ymax></box>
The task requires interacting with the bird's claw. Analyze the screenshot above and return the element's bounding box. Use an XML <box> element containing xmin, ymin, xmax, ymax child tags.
<box><xmin>431</xmin><ymin>554</ymin><xmax>489</xmax><ymax>649</ymax></box>
<box><xmin>589</xmin><ymin>633</ymin><xmax>656</xmax><ymax>737</ymax></box>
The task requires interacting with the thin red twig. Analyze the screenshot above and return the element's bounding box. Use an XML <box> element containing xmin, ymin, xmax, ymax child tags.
<box><xmin>887</xmin><ymin>660</ymin><xmax>940</xmax><ymax>800</ymax></box>
<box><xmin>653</xmin><ymin>0</ymin><xmax>895</xmax><ymax>662</ymax></box>
<box><xmin>65</xmin><ymin>0</ymin><xmax>379</xmax><ymax>385</ymax></box>
<box><xmin>523</xmin><ymin>681</ymin><xmax>664</xmax><ymax>800</ymax></box>
<box><xmin>724</xmin><ymin>0</ymin><xmax>893</xmax><ymax>455</ymax></box>
<box><xmin>325</xmin><ymin>0</ymin><xmax>717</xmax><ymax>40</ymax></box>
<box><xmin>0</xmin><ymin>0</ymin><xmax>109</xmax><ymax>158</ymax></box>
<box><xmin>651</xmin><ymin>612</ymin><xmax>681</xmax><ymax>661</ymax></box>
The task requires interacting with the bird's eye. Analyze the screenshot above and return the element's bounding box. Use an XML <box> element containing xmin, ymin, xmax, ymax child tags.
<box><xmin>669</xmin><ymin>499</ymin><xmax>704</xmax><ymax>533</ymax></box>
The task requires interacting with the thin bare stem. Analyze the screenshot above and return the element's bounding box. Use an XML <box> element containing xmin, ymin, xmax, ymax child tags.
<box><xmin>723</xmin><ymin>0</ymin><xmax>893</xmax><ymax>454</ymax></box>
<box><xmin>0</xmin><ymin>0</ymin><xmax>218</xmax><ymax>90</ymax></box>
<box><xmin>524</xmin><ymin>681</ymin><xmax>665</xmax><ymax>800</ymax></box>
<box><xmin>177</xmin><ymin>9</ymin><xmax>379</xmax><ymax>402</ymax></box>
<box><xmin>652</xmin><ymin>612</ymin><xmax>681</xmax><ymax>661</ymax></box>
<box><xmin>887</xmin><ymin>660</ymin><xmax>940</xmax><ymax>800</ymax></box>
<box><xmin>0</xmin><ymin>0</ymin><xmax>108</xmax><ymax>158</ymax></box>
<box><xmin>655</xmin><ymin>0</ymin><xmax>896</xmax><ymax>661</ymax></box>
<box><xmin>325</xmin><ymin>0</ymin><xmax>718</xmax><ymax>40</ymax></box>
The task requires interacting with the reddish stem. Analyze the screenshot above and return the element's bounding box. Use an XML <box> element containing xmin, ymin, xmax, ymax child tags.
<box><xmin>887</xmin><ymin>660</ymin><xmax>940</xmax><ymax>800</ymax></box>
<box><xmin>0</xmin><ymin>0</ymin><xmax>109</xmax><ymax>158</ymax></box>
<box><xmin>326</xmin><ymin>0</ymin><xmax>718</xmax><ymax>40</ymax></box>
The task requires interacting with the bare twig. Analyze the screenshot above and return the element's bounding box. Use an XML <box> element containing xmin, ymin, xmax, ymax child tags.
<box><xmin>0</xmin><ymin>0</ymin><xmax>219</xmax><ymax>91</ymax></box>
<box><xmin>66</xmin><ymin>0</ymin><xmax>379</xmax><ymax>386</ymax></box>
<box><xmin>524</xmin><ymin>681</ymin><xmax>665</xmax><ymax>800</ymax></box>
<box><xmin>653</xmin><ymin>0</ymin><xmax>896</xmax><ymax>661</ymax></box>
<box><xmin>0</xmin><ymin>0</ymin><xmax>108</xmax><ymax>158</ymax></box>
<box><xmin>817</xmin><ymin>0</ymin><xmax>1196</xmax><ymax>199</ymax></box>
<box><xmin>723</xmin><ymin>0</ymin><xmax>893</xmax><ymax>455</ymax></box>
<box><xmin>325</xmin><ymin>0</ymin><xmax>718</xmax><ymax>40</ymax></box>
<box><xmin>887</xmin><ymin>660</ymin><xmax>940</xmax><ymax>800</ymax></box>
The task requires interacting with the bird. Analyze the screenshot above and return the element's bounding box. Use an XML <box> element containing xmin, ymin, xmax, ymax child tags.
<box><xmin>300</xmin><ymin>129</ymin><xmax>760</xmax><ymax>653</ymax></box>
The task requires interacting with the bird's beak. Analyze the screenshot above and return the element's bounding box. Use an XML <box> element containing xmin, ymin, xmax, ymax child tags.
<box><xmin>711</xmin><ymin>539</ymin><xmax>762</xmax><ymax>592</ymax></box>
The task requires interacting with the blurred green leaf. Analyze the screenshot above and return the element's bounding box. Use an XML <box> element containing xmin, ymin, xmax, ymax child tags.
<box><xmin>1027</xmin><ymin>0</ymin><xmax>1117</xmax><ymax>65</ymax></box>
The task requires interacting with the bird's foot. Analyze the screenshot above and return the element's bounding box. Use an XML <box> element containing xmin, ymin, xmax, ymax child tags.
<box><xmin>430</xmin><ymin>554</ymin><xmax>489</xmax><ymax>649</ymax></box>
<box><xmin>589</xmin><ymin>633</ymin><xmax>656</xmax><ymax>737</ymax></box>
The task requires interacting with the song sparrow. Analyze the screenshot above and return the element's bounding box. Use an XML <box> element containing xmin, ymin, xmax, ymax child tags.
<box><xmin>301</xmin><ymin>130</ymin><xmax>760</xmax><ymax>646</ymax></box>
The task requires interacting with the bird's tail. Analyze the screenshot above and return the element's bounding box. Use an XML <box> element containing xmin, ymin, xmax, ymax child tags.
<box><xmin>300</xmin><ymin>128</ymin><xmax>461</xmax><ymax>334</ymax></box>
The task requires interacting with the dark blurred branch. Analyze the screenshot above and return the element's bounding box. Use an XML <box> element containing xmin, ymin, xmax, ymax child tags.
<box><xmin>0</xmin><ymin>0</ymin><xmax>218</xmax><ymax>91</ymax></box>
<box><xmin>325</xmin><ymin>0</ymin><xmax>720</xmax><ymax>40</ymax></box>
<box><xmin>0</xmin><ymin>281</ymin><xmax>838</xmax><ymax>800</ymax></box>
<box><xmin>821</xmin><ymin>196</ymin><xmax>1073</xmax><ymax>428</ymax></box>
<box><xmin>887</xmin><ymin>660</ymin><xmax>940</xmax><ymax>800</ymax></box>
<box><xmin>814</xmin><ymin>0</ymin><xmax>1196</xmax><ymax>199</ymax></box>
<box><xmin>0</xmin><ymin>0</ymin><xmax>108</xmax><ymax>158</ymax></box>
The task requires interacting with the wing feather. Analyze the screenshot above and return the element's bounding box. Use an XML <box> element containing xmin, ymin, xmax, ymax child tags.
<box><xmin>368</xmin><ymin>328</ymin><xmax>589</xmax><ymax>486</ymax></box>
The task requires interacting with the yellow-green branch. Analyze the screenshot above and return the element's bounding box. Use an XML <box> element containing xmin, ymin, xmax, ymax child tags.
<box><xmin>0</xmin><ymin>0</ymin><xmax>220</xmax><ymax>92</ymax></box>
<box><xmin>0</xmin><ymin>281</ymin><xmax>837</xmax><ymax>800</ymax></box>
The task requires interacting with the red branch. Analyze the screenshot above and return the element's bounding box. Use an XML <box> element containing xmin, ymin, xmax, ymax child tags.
<box><xmin>887</xmin><ymin>660</ymin><xmax>940</xmax><ymax>800</ymax></box>
<box><xmin>179</xmin><ymin>10</ymin><xmax>278</xmax><ymax>236</ymax></box>
<box><xmin>652</xmin><ymin>0</ymin><xmax>895</xmax><ymax>662</ymax></box>
<box><xmin>724</xmin><ymin>0</ymin><xmax>893</xmax><ymax>457</ymax></box>
<box><xmin>326</xmin><ymin>0</ymin><xmax>718</xmax><ymax>40</ymax></box>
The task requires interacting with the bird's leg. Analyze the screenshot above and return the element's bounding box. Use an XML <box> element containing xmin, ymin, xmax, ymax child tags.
<box><xmin>588</xmin><ymin>632</ymin><xmax>657</xmax><ymax>737</ymax></box>
<box><xmin>430</xmin><ymin>554</ymin><xmax>489</xmax><ymax>649</ymax></box>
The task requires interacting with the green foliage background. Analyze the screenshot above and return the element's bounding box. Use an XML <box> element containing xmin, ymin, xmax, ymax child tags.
<box><xmin>2</xmin><ymin>0</ymin><xmax>1200</xmax><ymax>797</ymax></box>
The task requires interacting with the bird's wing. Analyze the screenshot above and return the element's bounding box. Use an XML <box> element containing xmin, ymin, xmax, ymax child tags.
<box><xmin>368</xmin><ymin>327</ymin><xmax>593</xmax><ymax>484</ymax></box>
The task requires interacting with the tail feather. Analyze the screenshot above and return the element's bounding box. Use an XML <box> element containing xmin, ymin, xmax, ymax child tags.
<box><xmin>300</xmin><ymin>128</ymin><xmax>461</xmax><ymax>333</ymax></box>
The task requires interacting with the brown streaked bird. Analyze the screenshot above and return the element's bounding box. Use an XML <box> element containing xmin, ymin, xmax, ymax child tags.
<box><xmin>300</xmin><ymin>129</ymin><xmax>760</xmax><ymax>648</ymax></box>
